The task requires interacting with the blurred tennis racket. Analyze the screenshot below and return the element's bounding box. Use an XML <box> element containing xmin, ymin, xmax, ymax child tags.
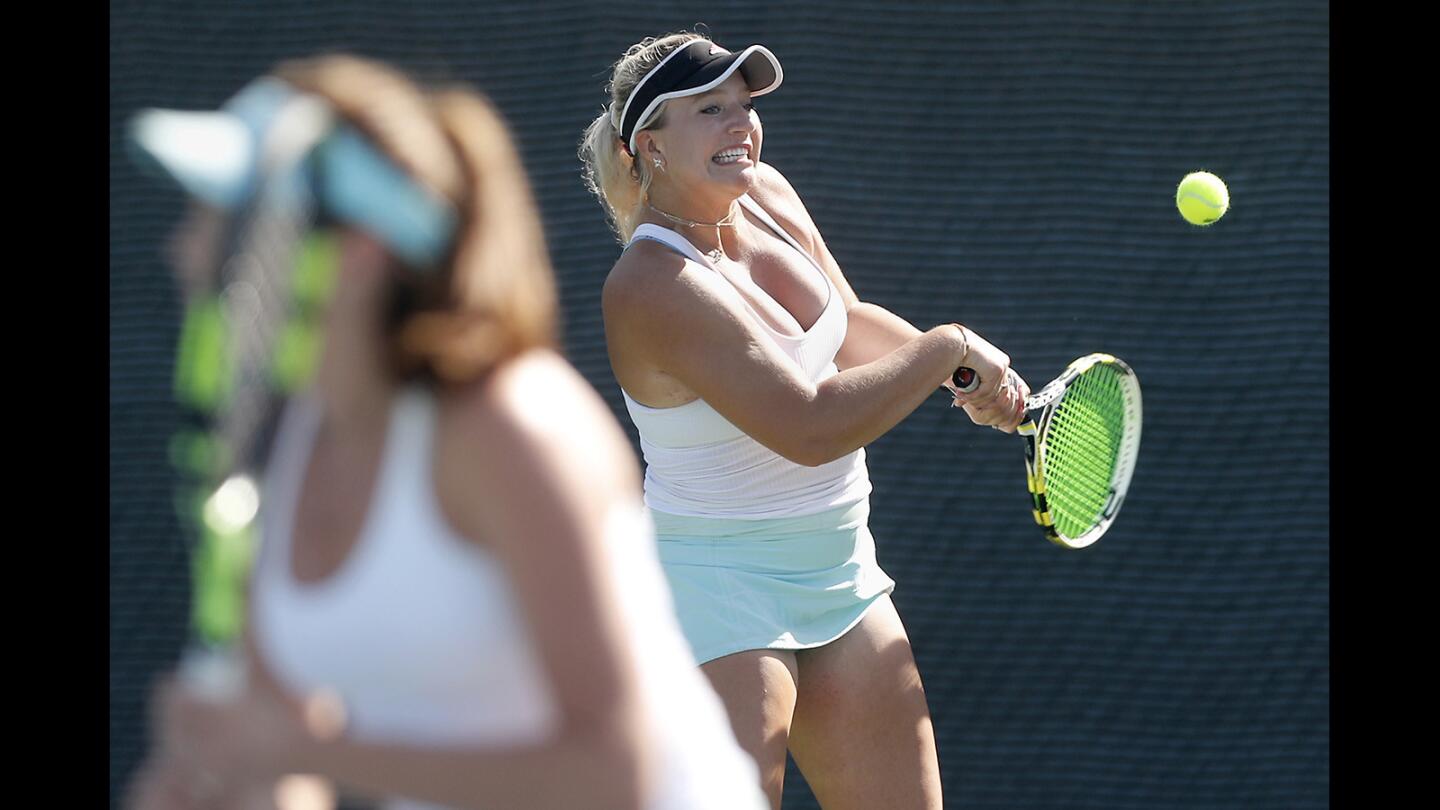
<box><xmin>168</xmin><ymin>220</ymin><xmax>331</xmax><ymax>700</ymax></box>
<box><xmin>134</xmin><ymin>78</ymin><xmax>458</xmax><ymax>701</ymax></box>
<box><xmin>136</xmin><ymin>85</ymin><xmax>338</xmax><ymax>701</ymax></box>
<box><xmin>953</xmin><ymin>353</ymin><xmax>1142</xmax><ymax>548</ymax></box>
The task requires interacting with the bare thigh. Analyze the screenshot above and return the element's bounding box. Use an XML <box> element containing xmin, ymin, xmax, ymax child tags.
<box><xmin>788</xmin><ymin>595</ymin><xmax>943</xmax><ymax>810</ymax></box>
<box><xmin>700</xmin><ymin>649</ymin><xmax>799</xmax><ymax>810</ymax></box>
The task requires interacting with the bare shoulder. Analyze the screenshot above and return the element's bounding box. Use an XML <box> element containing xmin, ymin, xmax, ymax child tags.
<box><xmin>750</xmin><ymin>160</ymin><xmax>805</xmax><ymax>202</ymax></box>
<box><xmin>602</xmin><ymin>237</ymin><xmax>689</xmax><ymax>313</ymax></box>
<box><xmin>433</xmin><ymin>350</ymin><xmax>640</xmax><ymax>533</ymax></box>
<box><xmin>746</xmin><ymin>161</ymin><xmax>823</xmax><ymax>250</ymax></box>
<box><xmin>446</xmin><ymin>349</ymin><xmax>633</xmax><ymax>471</ymax></box>
<box><xmin>602</xmin><ymin>235</ymin><xmax>745</xmax><ymax>332</ymax></box>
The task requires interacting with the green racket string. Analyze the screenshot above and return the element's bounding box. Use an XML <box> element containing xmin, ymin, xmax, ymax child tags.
<box><xmin>1041</xmin><ymin>364</ymin><xmax>1129</xmax><ymax>540</ymax></box>
<box><xmin>171</xmin><ymin>230</ymin><xmax>338</xmax><ymax>648</ymax></box>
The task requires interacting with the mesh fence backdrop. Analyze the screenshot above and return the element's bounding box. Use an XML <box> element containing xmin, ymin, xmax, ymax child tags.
<box><xmin>110</xmin><ymin>2</ymin><xmax>1329</xmax><ymax>807</ymax></box>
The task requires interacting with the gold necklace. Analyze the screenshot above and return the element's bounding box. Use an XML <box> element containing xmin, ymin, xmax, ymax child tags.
<box><xmin>648</xmin><ymin>202</ymin><xmax>738</xmax><ymax>262</ymax></box>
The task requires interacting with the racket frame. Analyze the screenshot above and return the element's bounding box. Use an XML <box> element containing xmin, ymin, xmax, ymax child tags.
<box><xmin>1020</xmin><ymin>353</ymin><xmax>1141</xmax><ymax>549</ymax></box>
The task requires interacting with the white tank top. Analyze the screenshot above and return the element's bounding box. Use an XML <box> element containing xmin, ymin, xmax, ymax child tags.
<box><xmin>621</xmin><ymin>194</ymin><xmax>871</xmax><ymax>518</ymax></box>
<box><xmin>252</xmin><ymin>388</ymin><xmax>767</xmax><ymax>810</ymax></box>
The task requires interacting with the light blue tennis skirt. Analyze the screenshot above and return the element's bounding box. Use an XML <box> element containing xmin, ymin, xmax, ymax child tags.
<box><xmin>650</xmin><ymin>498</ymin><xmax>896</xmax><ymax>665</ymax></box>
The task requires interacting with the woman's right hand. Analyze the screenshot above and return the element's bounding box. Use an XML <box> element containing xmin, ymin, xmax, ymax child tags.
<box><xmin>947</xmin><ymin>326</ymin><xmax>1029</xmax><ymax>433</ymax></box>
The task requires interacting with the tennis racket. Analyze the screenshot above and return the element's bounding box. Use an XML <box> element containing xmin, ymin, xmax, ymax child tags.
<box><xmin>953</xmin><ymin>354</ymin><xmax>1142</xmax><ymax>548</ymax></box>
<box><xmin>136</xmin><ymin>78</ymin><xmax>459</xmax><ymax>700</ymax></box>
<box><xmin>137</xmin><ymin>83</ymin><xmax>339</xmax><ymax>702</ymax></box>
<box><xmin>169</xmin><ymin>221</ymin><xmax>332</xmax><ymax>700</ymax></box>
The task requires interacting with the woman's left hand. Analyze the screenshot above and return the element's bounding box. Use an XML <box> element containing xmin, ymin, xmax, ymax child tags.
<box><xmin>953</xmin><ymin>367</ymin><xmax>1031</xmax><ymax>433</ymax></box>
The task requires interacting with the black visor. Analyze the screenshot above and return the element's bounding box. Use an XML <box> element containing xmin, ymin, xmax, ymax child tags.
<box><xmin>615</xmin><ymin>41</ymin><xmax>783</xmax><ymax>155</ymax></box>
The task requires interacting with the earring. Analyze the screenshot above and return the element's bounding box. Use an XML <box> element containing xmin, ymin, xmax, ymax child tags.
<box><xmin>653</xmin><ymin>157</ymin><xmax>665</xmax><ymax>171</ymax></box>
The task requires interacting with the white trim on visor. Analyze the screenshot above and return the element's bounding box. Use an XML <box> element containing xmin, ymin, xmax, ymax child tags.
<box><xmin>128</xmin><ymin>78</ymin><xmax>458</xmax><ymax>269</ymax></box>
<box><xmin>618</xmin><ymin>44</ymin><xmax>783</xmax><ymax>156</ymax></box>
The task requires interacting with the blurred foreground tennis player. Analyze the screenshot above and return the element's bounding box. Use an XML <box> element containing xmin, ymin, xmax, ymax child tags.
<box><xmin>579</xmin><ymin>32</ymin><xmax>1031</xmax><ymax>809</ymax></box>
<box><xmin>124</xmin><ymin>54</ymin><xmax>767</xmax><ymax>810</ymax></box>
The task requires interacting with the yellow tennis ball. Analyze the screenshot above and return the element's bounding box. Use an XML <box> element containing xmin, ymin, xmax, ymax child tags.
<box><xmin>1175</xmin><ymin>171</ymin><xmax>1230</xmax><ymax>226</ymax></box>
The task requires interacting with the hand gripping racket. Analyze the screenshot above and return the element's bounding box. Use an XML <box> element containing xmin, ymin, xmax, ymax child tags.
<box><xmin>953</xmin><ymin>354</ymin><xmax>1142</xmax><ymax>548</ymax></box>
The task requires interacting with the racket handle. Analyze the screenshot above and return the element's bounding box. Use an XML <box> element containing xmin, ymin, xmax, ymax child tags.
<box><xmin>952</xmin><ymin>367</ymin><xmax>980</xmax><ymax>394</ymax></box>
<box><xmin>180</xmin><ymin>646</ymin><xmax>248</xmax><ymax>703</ymax></box>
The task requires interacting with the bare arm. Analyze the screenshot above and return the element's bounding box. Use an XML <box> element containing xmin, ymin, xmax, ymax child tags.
<box><xmin>160</xmin><ymin>352</ymin><xmax>655</xmax><ymax>810</ymax></box>
<box><xmin>839</xmin><ymin>302</ymin><xmax>926</xmax><ymax>371</ymax></box>
<box><xmin>744</xmin><ymin>162</ymin><xmax>942</xmax><ymax>368</ymax></box>
<box><xmin>605</xmin><ymin>245</ymin><xmax>974</xmax><ymax>467</ymax></box>
<box><xmin>745</xmin><ymin>162</ymin><xmax>1029</xmax><ymax>425</ymax></box>
<box><xmin>287</xmin><ymin>352</ymin><xmax>652</xmax><ymax>809</ymax></box>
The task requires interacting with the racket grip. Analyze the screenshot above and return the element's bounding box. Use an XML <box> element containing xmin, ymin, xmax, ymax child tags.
<box><xmin>952</xmin><ymin>367</ymin><xmax>980</xmax><ymax>394</ymax></box>
<box><xmin>180</xmin><ymin>646</ymin><xmax>248</xmax><ymax>703</ymax></box>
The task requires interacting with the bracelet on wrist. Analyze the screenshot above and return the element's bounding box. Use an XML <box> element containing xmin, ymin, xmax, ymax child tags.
<box><xmin>951</xmin><ymin>323</ymin><xmax>970</xmax><ymax>366</ymax></box>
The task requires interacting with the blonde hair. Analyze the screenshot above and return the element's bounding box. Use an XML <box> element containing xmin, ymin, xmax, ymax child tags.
<box><xmin>273</xmin><ymin>54</ymin><xmax>558</xmax><ymax>385</ymax></box>
<box><xmin>578</xmin><ymin>31</ymin><xmax>708</xmax><ymax>243</ymax></box>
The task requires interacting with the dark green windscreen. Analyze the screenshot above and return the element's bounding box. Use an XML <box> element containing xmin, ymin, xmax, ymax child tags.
<box><xmin>111</xmin><ymin>3</ymin><xmax>1328</xmax><ymax>807</ymax></box>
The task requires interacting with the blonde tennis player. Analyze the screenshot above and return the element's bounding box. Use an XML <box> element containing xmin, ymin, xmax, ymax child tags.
<box><xmin>123</xmin><ymin>54</ymin><xmax>766</xmax><ymax>810</ymax></box>
<box><xmin>579</xmin><ymin>32</ymin><xmax>1031</xmax><ymax>810</ymax></box>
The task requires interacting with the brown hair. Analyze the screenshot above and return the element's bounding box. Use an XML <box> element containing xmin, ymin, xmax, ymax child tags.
<box><xmin>274</xmin><ymin>54</ymin><xmax>558</xmax><ymax>385</ymax></box>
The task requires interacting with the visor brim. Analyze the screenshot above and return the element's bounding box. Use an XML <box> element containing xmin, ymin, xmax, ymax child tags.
<box><xmin>622</xmin><ymin>44</ymin><xmax>784</xmax><ymax>155</ymax></box>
